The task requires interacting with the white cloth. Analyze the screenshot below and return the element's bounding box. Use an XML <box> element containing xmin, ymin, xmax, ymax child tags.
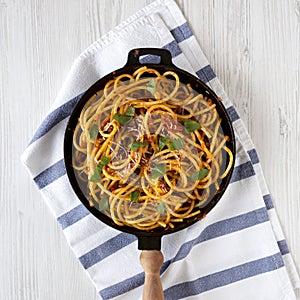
<box><xmin>21</xmin><ymin>0</ymin><xmax>300</xmax><ymax>299</ymax></box>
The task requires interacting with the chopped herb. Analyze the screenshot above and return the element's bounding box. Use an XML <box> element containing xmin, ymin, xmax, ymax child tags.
<box><xmin>113</xmin><ymin>114</ymin><xmax>133</xmax><ymax>126</ymax></box>
<box><xmin>150</xmin><ymin>163</ymin><xmax>166</xmax><ymax>179</ymax></box>
<box><xmin>99</xmin><ymin>155</ymin><xmax>110</xmax><ymax>166</ymax></box>
<box><xmin>98</xmin><ymin>193</ymin><xmax>109</xmax><ymax>211</ymax></box>
<box><xmin>90</xmin><ymin>168</ymin><xmax>101</xmax><ymax>182</ymax></box>
<box><xmin>129</xmin><ymin>141</ymin><xmax>149</xmax><ymax>151</ymax></box>
<box><xmin>130</xmin><ymin>190</ymin><xmax>140</xmax><ymax>202</ymax></box>
<box><xmin>90</xmin><ymin>156</ymin><xmax>110</xmax><ymax>182</ymax></box>
<box><xmin>158</xmin><ymin>136</ymin><xmax>170</xmax><ymax>151</ymax></box>
<box><xmin>158</xmin><ymin>136</ymin><xmax>184</xmax><ymax>151</ymax></box>
<box><xmin>168</xmin><ymin>137</ymin><xmax>184</xmax><ymax>150</ymax></box>
<box><xmin>184</xmin><ymin>119</ymin><xmax>201</xmax><ymax>133</ymax></box>
<box><xmin>146</xmin><ymin>78</ymin><xmax>156</xmax><ymax>95</ymax></box>
<box><xmin>89</xmin><ymin>124</ymin><xmax>99</xmax><ymax>141</ymax></box>
<box><xmin>190</xmin><ymin>168</ymin><xmax>209</xmax><ymax>181</ymax></box>
<box><xmin>113</xmin><ymin>107</ymin><xmax>135</xmax><ymax>125</ymax></box>
<box><xmin>157</xmin><ymin>202</ymin><xmax>165</xmax><ymax>214</ymax></box>
<box><xmin>124</xmin><ymin>106</ymin><xmax>135</xmax><ymax>117</ymax></box>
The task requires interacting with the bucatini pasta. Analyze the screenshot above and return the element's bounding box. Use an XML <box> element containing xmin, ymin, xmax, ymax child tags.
<box><xmin>72</xmin><ymin>66</ymin><xmax>233</xmax><ymax>230</ymax></box>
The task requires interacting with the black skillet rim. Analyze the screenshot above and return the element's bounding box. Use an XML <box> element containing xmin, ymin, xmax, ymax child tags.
<box><xmin>64</xmin><ymin>51</ymin><xmax>236</xmax><ymax>240</ymax></box>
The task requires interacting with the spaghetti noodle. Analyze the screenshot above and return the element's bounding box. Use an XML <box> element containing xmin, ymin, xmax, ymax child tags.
<box><xmin>72</xmin><ymin>66</ymin><xmax>233</xmax><ymax>230</ymax></box>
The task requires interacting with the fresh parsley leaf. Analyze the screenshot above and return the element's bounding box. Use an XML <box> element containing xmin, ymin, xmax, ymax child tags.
<box><xmin>158</xmin><ymin>136</ymin><xmax>184</xmax><ymax>151</ymax></box>
<box><xmin>184</xmin><ymin>119</ymin><xmax>201</xmax><ymax>133</ymax></box>
<box><xmin>146</xmin><ymin>78</ymin><xmax>156</xmax><ymax>95</ymax></box>
<box><xmin>90</xmin><ymin>156</ymin><xmax>110</xmax><ymax>182</ymax></box>
<box><xmin>98</xmin><ymin>193</ymin><xmax>109</xmax><ymax>211</ymax></box>
<box><xmin>113</xmin><ymin>114</ymin><xmax>133</xmax><ymax>126</ymax></box>
<box><xmin>129</xmin><ymin>141</ymin><xmax>149</xmax><ymax>151</ymax></box>
<box><xmin>130</xmin><ymin>190</ymin><xmax>140</xmax><ymax>202</ymax></box>
<box><xmin>157</xmin><ymin>202</ymin><xmax>165</xmax><ymax>214</ymax></box>
<box><xmin>158</xmin><ymin>136</ymin><xmax>170</xmax><ymax>151</ymax></box>
<box><xmin>168</xmin><ymin>137</ymin><xmax>184</xmax><ymax>150</ymax></box>
<box><xmin>113</xmin><ymin>106</ymin><xmax>135</xmax><ymax>126</ymax></box>
<box><xmin>89</xmin><ymin>124</ymin><xmax>99</xmax><ymax>141</ymax></box>
<box><xmin>190</xmin><ymin>168</ymin><xmax>209</xmax><ymax>181</ymax></box>
<box><xmin>99</xmin><ymin>155</ymin><xmax>110</xmax><ymax>166</ymax></box>
<box><xmin>150</xmin><ymin>164</ymin><xmax>166</xmax><ymax>179</ymax></box>
<box><xmin>90</xmin><ymin>168</ymin><xmax>101</xmax><ymax>182</ymax></box>
<box><xmin>124</xmin><ymin>106</ymin><xmax>135</xmax><ymax>117</ymax></box>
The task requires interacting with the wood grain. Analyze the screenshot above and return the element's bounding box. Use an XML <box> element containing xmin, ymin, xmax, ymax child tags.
<box><xmin>0</xmin><ymin>0</ymin><xmax>299</xmax><ymax>299</ymax></box>
<box><xmin>140</xmin><ymin>251</ymin><xmax>164</xmax><ymax>300</ymax></box>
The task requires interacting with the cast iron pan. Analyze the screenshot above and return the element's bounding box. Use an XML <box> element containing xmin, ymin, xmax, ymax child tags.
<box><xmin>64</xmin><ymin>48</ymin><xmax>235</xmax><ymax>299</ymax></box>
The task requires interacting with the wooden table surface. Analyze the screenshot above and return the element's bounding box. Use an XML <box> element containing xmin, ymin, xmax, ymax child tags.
<box><xmin>1</xmin><ymin>0</ymin><xmax>299</xmax><ymax>299</ymax></box>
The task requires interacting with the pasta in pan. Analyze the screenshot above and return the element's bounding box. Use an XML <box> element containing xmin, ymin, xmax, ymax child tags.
<box><xmin>72</xmin><ymin>66</ymin><xmax>233</xmax><ymax>231</ymax></box>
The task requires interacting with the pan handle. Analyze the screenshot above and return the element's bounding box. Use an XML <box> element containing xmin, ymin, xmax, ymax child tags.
<box><xmin>140</xmin><ymin>250</ymin><xmax>164</xmax><ymax>300</ymax></box>
<box><xmin>126</xmin><ymin>48</ymin><xmax>173</xmax><ymax>66</ymax></box>
<box><xmin>137</xmin><ymin>235</ymin><xmax>164</xmax><ymax>299</ymax></box>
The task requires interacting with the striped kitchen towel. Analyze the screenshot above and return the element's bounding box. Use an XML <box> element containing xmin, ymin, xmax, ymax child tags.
<box><xmin>21</xmin><ymin>0</ymin><xmax>300</xmax><ymax>299</ymax></box>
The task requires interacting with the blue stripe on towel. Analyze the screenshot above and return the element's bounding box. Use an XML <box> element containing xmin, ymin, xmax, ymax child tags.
<box><xmin>79</xmin><ymin>233</ymin><xmax>137</xmax><ymax>269</ymax></box>
<box><xmin>170</xmin><ymin>207</ymin><xmax>269</xmax><ymax>262</ymax></box>
<box><xmin>33</xmin><ymin>159</ymin><xmax>66</xmax><ymax>189</ymax></box>
<box><xmin>277</xmin><ymin>240</ymin><xmax>289</xmax><ymax>255</ymax></box>
<box><xmin>100</xmin><ymin>273</ymin><xmax>145</xmax><ymax>299</ymax></box>
<box><xmin>170</xmin><ymin>22</ymin><xmax>193</xmax><ymax>43</ymax></box>
<box><xmin>230</xmin><ymin>161</ymin><xmax>255</xmax><ymax>183</ymax></box>
<box><xmin>247</xmin><ymin>149</ymin><xmax>259</xmax><ymax>164</ymax></box>
<box><xmin>57</xmin><ymin>204</ymin><xmax>90</xmax><ymax>230</ymax></box>
<box><xmin>226</xmin><ymin>106</ymin><xmax>240</xmax><ymax>122</ymax></box>
<box><xmin>164</xmin><ymin>252</ymin><xmax>284</xmax><ymax>300</ymax></box>
<box><xmin>162</xmin><ymin>40</ymin><xmax>182</xmax><ymax>57</ymax></box>
<box><xmin>29</xmin><ymin>93</ymin><xmax>83</xmax><ymax>145</ymax></box>
<box><xmin>99</xmin><ymin>207</ymin><xmax>269</xmax><ymax>299</ymax></box>
<box><xmin>263</xmin><ymin>194</ymin><xmax>274</xmax><ymax>210</ymax></box>
<box><xmin>196</xmin><ymin>65</ymin><xmax>216</xmax><ymax>83</ymax></box>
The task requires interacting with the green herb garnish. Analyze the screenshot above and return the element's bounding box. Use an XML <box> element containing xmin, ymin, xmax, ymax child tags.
<box><xmin>150</xmin><ymin>164</ymin><xmax>166</xmax><ymax>179</ymax></box>
<box><xmin>130</xmin><ymin>190</ymin><xmax>140</xmax><ymax>202</ymax></box>
<box><xmin>113</xmin><ymin>114</ymin><xmax>133</xmax><ymax>126</ymax></box>
<box><xmin>190</xmin><ymin>168</ymin><xmax>209</xmax><ymax>181</ymax></box>
<box><xmin>113</xmin><ymin>106</ymin><xmax>135</xmax><ymax>126</ymax></box>
<box><xmin>146</xmin><ymin>78</ymin><xmax>156</xmax><ymax>95</ymax></box>
<box><xmin>90</xmin><ymin>155</ymin><xmax>110</xmax><ymax>182</ymax></box>
<box><xmin>184</xmin><ymin>119</ymin><xmax>201</xmax><ymax>133</ymax></box>
<box><xmin>157</xmin><ymin>202</ymin><xmax>165</xmax><ymax>214</ymax></box>
<box><xmin>89</xmin><ymin>124</ymin><xmax>99</xmax><ymax>141</ymax></box>
<box><xmin>124</xmin><ymin>106</ymin><xmax>135</xmax><ymax>117</ymax></box>
<box><xmin>129</xmin><ymin>141</ymin><xmax>149</xmax><ymax>151</ymax></box>
<box><xmin>99</xmin><ymin>155</ymin><xmax>110</xmax><ymax>166</ymax></box>
<box><xmin>168</xmin><ymin>137</ymin><xmax>184</xmax><ymax>150</ymax></box>
<box><xmin>158</xmin><ymin>136</ymin><xmax>170</xmax><ymax>151</ymax></box>
<box><xmin>90</xmin><ymin>168</ymin><xmax>101</xmax><ymax>182</ymax></box>
<box><xmin>98</xmin><ymin>193</ymin><xmax>109</xmax><ymax>211</ymax></box>
<box><xmin>158</xmin><ymin>136</ymin><xmax>184</xmax><ymax>151</ymax></box>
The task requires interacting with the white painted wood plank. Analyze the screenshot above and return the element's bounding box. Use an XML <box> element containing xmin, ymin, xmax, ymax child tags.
<box><xmin>0</xmin><ymin>0</ymin><xmax>299</xmax><ymax>299</ymax></box>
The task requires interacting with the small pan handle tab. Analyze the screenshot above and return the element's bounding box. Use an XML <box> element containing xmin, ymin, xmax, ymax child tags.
<box><xmin>126</xmin><ymin>48</ymin><xmax>173</xmax><ymax>66</ymax></box>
